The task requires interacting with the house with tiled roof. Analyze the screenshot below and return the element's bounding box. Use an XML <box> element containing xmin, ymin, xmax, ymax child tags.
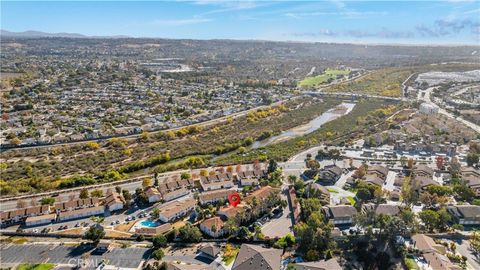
<box><xmin>232</xmin><ymin>244</ymin><xmax>282</xmax><ymax>270</ymax></box>
<box><xmin>322</xmin><ymin>205</ymin><xmax>357</xmax><ymax>226</ymax></box>
<box><xmin>199</xmin><ymin>216</ymin><xmax>225</xmax><ymax>238</ymax></box>
<box><xmin>157</xmin><ymin>198</ymin><xmax>196</xmax><ymax>223</ymax></box>
<box><xmin>200</xmin><ymin>173</ymin><xmax>234</xmax><ymax>191</ymax></box>
<box><xmin>146</xmin><ymin>187</ymin><xmax>162</xmax><ymax>203</ymax></box>
<box><xmin>104</xmin><ymin>191</ymin><xmax>124</xmax><ymax>212</ymax></box>
<box><xmin>447</xmin><ymin>205</ymin><xmax>480</xmax><ymax>225</ymax></box>
<box><xmin>294</xmin><ymin>258</ymin><xmax>342</xmax><ymax>270</ymax></box>
<box><xmin>161</xmin><ymin>187</ymin><xmax>189</xmax><ymax>202</ymax></box>
<box><xmin>198</xmin><ymin>189</ymin><xmax>235</xmax><ymax>205</ymax></box>
<box><xmin>411</xmin><ymin>234</ymin><xmax>462</xmax><ymax>270</ymax></box>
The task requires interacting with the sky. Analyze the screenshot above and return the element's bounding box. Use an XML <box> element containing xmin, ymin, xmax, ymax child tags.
<box><xmin>2</xmin><ymin>0</ymin><xmax>480</xmax><ymax>45</ymax></box>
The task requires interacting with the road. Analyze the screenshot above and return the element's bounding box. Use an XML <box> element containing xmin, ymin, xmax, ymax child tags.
<box><xmin>456</xmin><ymin>240</ymin><xmax>480</xmax><ymax>270</ymax></box>
<box><xmin>261</xmin><ymin>189</ymin><xmax>293</xmax><ymax>238</ymax></box>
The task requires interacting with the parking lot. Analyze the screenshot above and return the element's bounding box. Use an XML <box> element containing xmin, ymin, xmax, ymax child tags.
<box><xmin>0</xmin><ymin>244</ymin><xmax>149</xmax><ymax>269</ymax></box>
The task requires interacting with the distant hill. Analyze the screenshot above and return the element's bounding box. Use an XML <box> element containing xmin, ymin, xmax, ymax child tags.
<box><xmin>0</xmin><ymin>29</ymin><xmax>129</xmax><ymax>38</ymax></box>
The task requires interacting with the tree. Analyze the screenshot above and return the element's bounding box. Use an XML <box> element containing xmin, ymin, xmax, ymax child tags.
<box><xmin>91</xmin><ymin>190</ymin><xmax>104</xmax><ymax>198</ymax></box>
<box><xmin>466</xmin><ymin>153</ymin><xmax>479</xmax><ymax>167</ymax></box>
<box><xmin>84</xmin><ymin>226</ymin><xmax>106</xmax><ymax>244</ymax></box>
<box><xmin>267</xmin><ymin>159</ymin><xmax>278</xmax><ymax>173</ymax></box>
<box><xmin>152</xmin><ymin>208</ymin><xmax>160</xmax><ymax>219</ymax></box>
<box><xmin>419</xmin><ymin>210</ymin><xmax>439</xmax><ymax>232</ymax></box>
<box><xmin>306</xmin><ymin>160</ymin><xmax>320</xmax><ymax>171</ymax></box>
<box><xmin>152</xmin><ymin>234</ymin><xmax>167</xmax><ymax>249</ymax></box>
<box><xmin>200</xmin><ymin>169</ymin><xmax>208</xmax><ymax>176</ymax></box>
<box><xmin>237</xmin><ymin>226</ymin><xmax>250</xmax><ymax>240</ymax></box>
<box><xmin>449</xmin><ymin>157</ymin><xmax>461</xmax><ymax>177</ymax></box>
<box><xmin>151</xmin><ymin>249</ymin><xmax>164</xmax><ymax>260</ymax></box>
<box><xmin>142</xmin><ymin>178</ymin><xmax>153</xmax><ymax>188</ymax></box>
<box><xmin>180</xmin><ymin>172</ymin><xmax>191</xmax><ymax>180</ymax></box>
<box><xmin>470</xmin><ymin>230</ymin><xmax>480</xmax><ymax>254</ymax></box>
<box><xmin>401</xmin><ymin>177</ymin><xmax>418</xmax><ymax>207</ymax></box>
<box><xmin>122</xmin><ymin>190</ymin><xmax>132</xmax><ymax>207</ymax></box>
<box><xmin>135</xmin><ymin>188</ymin><xmax>149</xmax><ymax>206</ymax></box>
<box><xmin>40</xmin><ymin>197</ymin><xmax>55</xmax><ymax>206</ymax></box>
<box><xmin>80</xmin><ymin>188</ymin><xmax>89</xmax><ymax>199</ymax></box>
<box><xmin>454</xmin><ymin>184</ymin><xmax>475</xmax><ymax>203</ymax></box>
<box><xmin>178</xmin><ymin>224</ymin><xmax>202</xmax><ymax>242</ymax></box>
<box><xmin>436</xmin><ymin>156</ymin><xmax>445</xmax><ymax>170</ymax></box>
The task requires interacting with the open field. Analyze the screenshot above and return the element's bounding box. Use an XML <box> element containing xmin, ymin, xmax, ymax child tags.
<box><xmin>0</xmin><ymin>97</ymin><xmax>341</xmax><ymax>195</ymax></box>
<box><xmin>298</xmin><ymin>69</ymin><xmax>351</xmax><ymax>87</ymax></box>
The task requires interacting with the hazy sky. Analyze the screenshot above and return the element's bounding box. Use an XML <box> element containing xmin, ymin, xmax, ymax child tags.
<box><xmin>2</xmin><ymin>0</ymin><xmax>479</xmax><ymax>44</ymax></box>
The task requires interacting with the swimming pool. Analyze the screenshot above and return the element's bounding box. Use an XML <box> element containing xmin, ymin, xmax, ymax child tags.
<box><xmin>139</xmin><ymin>220</ymin><xmax>161</xmax><ymax>228</ymax></box>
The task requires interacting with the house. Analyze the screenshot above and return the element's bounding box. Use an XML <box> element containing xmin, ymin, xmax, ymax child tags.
<box><xmin>57</xmin><ymin>206</ymin><xmax>105</xmax><ymax>222</ymax></box>
<box><xmin>157</xmin><ymin>177</ymin><xmax>195</xmax><ymax>194</ymax></box>
<box><xmin>364</xmin><ymin>174</ymin><xmax>385</xmax><ymax>187</ymax></box>
<box><xmin>307</xmin><ymin>183</ymin><xmax>331</xmax><ymax>204</ymax></box>
<box><xmin>200</xmin><ymin>173</ymin><xmax>234</xmax><ymax>191</ymax></box>
<box><xmin>237</xmin><ymin>170</ymin><xmax>266</xmax><ymax>186</ymax></box>
<box><xmin>104</xmin><ymin>191</ymin><xmax>124</xmax><ymax>212</ymax></box>
<box><xmin>55</xmin><ymin>198</ymin><xmax>100</xmax><ymax>212</ymax></box>
<box><xmin>198</xmin><ymin>244</ymin><xmax>221</xmax><ymax>259</ymax></box>
<box><xmin>198</xmin><ymin>189</ymin><xmax>235</xmax><ymax>205</ymax></box>
<box><xmin>217</xmin><ymin>204</ymin><xmax>248</xmax><ymax>219</ymax></box>
<box><xmin>362</xmin><ymin>203</ymin><xmax>400</xmax><ymax>216</ymax></box>
<box><xmin>232</xmin><ymin>244</ymin><xmax>282</xmax><ymax>270</ymax></box>
<box><xmin>462</xmin><ymin>168</ymin><xmax>480</xmax><ymax>195</ymax></box>
<box><xmin>25</xmin><ymin>213</ymin><xmax>57</xmax><ymax>227</ymax></box>
<box><xmin>367</xmin><ymin>165</ymin><xmax>389</xmax><ymax>180</ymax></box>
<box><xmin>413</xmin><ymin>165</ymin><xmax>434</xmax><ymax>178</ymax></box>
<box><xmin>161</xmin><ymin>187</ymin><xmax>189</xmax><ymax>202</ymax></box>
<box><xmin>319</xmin><ymin>165</ymin><xmax>343</xmax><ymax>184</ymax></box>
<box><xmin>146</xmin><ymin>187</ymin><xmax>162</xmax><ymax>203</ymax></box>
<box><xmin>245</xmin><ymin>186</ymin><xmax>279</xmax><ymax>202</ymax></box>
<box><xmin>412</xmin><ymin>175</ymin><xmax>438</xmax><ymax>192</ymax></box>
<box><xmin>294</xmin><ymin>258</ymin><xmax>342</xmax><ymax>270</ymax></box>
<box><xmin>157</xmin><ymin>198</ymin><xmax>196</xmax><ymax>223</ymax></box>
<box><xmin>199</xmin><ymin>216</ymin><xmax>225</xmax><ymax>238</ymax></box>
<box><xmin>447</xmin><ymin>205</ymin><xmax>480</xmax><ymax>225</ymax></box>
<box><xmin>322</xmin><ymin>205</ymin><xmax>357</xmax><ymax>226</ymax></box>
<box><xmin>411</xmin><ymin>234</ymin><xmax>462</xmax><ymax>270</ymax></box>
<box><xmin>135</xmin><ymin>223</ymin><xmax>172</xmax><ymax>235</ymax></box>
<box><xmin>0</xmin><ymin>205</ymin><xmax>51</xmax><ymax>225</ymax></box>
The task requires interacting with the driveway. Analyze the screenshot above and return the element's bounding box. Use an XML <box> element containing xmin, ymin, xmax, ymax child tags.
<box><xmin>261</xmin><ymin>191</ymin><xmax>293</xmax><ymax>238</ymax></box>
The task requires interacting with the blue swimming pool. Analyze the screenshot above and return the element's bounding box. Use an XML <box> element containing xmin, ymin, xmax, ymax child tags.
<box><xmin>140</xmin><ymin>220</ymin><xmax>161</xmax><ymax>227</ymax></box>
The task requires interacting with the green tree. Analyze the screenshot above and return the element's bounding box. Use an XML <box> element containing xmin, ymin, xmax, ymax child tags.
<box><xmin>152</xmin><ymin>234</ymin><xmax>167</xmax><ymax>249</ymax></box>
<box><xmin>90</xmin><ymin>190</ymin><xmax>104</xmax><ymax>198</ymax></box>
<box><xmin>178</xmin><ymin>224</ymin><xmax>202</xmax><ymax>243</ymax></box>
<box><xmin>80</xmin><ymin>188</ymin><xmax>89</xmax><ymax>199</ymax></box>
<box><xmin>84</xmin><ymin>226</ymin><xmax>106</xmax><ymax>244</ymax></box>
<box><xmin>40</xmin><ymin>197</ymin><xmax>55</xmax><ymax>206</ymax></box>
<box><xmin>152</xmin><ymin>208</ymin><xmax>160</xmax><ymax>219</ymax></box>
<box><xmin>151</xmin><ymin>249</ymin><xmax>165</xmax><ymax>260</ymax></box>
<box><xmin>466</xmin><ymin>153</ymin><xmax>479</xmax><ymax>167</ymax></box>
<box><xmin>419</xmin><ymin>210</ymin><xmax>440</xmax><ymax>232</ymax></box>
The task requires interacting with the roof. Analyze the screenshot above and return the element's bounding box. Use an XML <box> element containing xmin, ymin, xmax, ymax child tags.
<box><xmin>413</xmin><ymin>165</ymin><xmax>434</xmax><ymax>177</ymax></box>
<box><xmin>25</xmin><ymin>213</ymin><xmax>57</xmax><ymax>223</ymax></box>
<box><xmin>423</xmin><ymin>252</ymin><xmax>462</xmax><ymax>270</ymax></box>
<box><xmin>200</xmin><ymin>216</ymin><xmax>224</xmax><ymax>230</ymax></box>
<box><xmin>218</xmin><ymin>204</ymin><xmax>248</xmax><ymax>218</ymax></box>
<box><xmin>200</xmin><ymin>173</ymin><xmax>233</xmax><ymax>187</ymax></box>
<box><xmin>146</xmin><ymin>187</ymin><xmax>161</xmax><ymax>197</ymax></box>
<box><xmin>363</xmin><ymin>204</ymin><xmax>400</xmax><ymax>216</ymax></box>
<box><xmin>367</xmin><ymin>165</ymin><xmax>389</xmax><ymax>178</ymax></box>
<box><xmin>411</xmin><ymin>234</ymin><xmax>442</xmax><ymax>253</ymax></box>
<box><xmin>232</xmin><ymin>244</ymin><xmax>282</xmax><ymax>270</ymax></box>
<box><xmin>55</xmin><ymin>198</ymin><xmax>100</xmax><ymax>212</ymax></box>
<box><xmin>327</xmin><ymin>205</ymin><xmax>357</xmax><ymax>218</ymax></box>
<box><xmin>198</xmin><ymin>189</ymin><xmax>234</xmax><ymax>203</ymax></box>
<box><xmin>245</xmin><ymin>186</ymin><xmax>279</xmax><ymax>202</ymax></box>
<box><xmin>104</xmin><ymin>191</ymin><xmax>124</xmax><ymax>207</ymax></box>
<box><xmin>452</xmin><ymin>205</ymin><xmax>480</xmax><ymax>219</ymax></box>
<box><xmin>364</xmin><ymin>174</ymin><xmax>385</xmax><ymax>186</ymax></box>
<box><xmin>322</xmin><ymin>165</ymin><xmax>342</xmax><ymax>176</ymax></box>
<box><xmin>237</xmin><ymin>170</ymin><xmax>267</xmax><ymax>179</ymax></box>
<box><xmin>412</xmin><ymin>175</ymin><xmax>438</xmax><ymax>190</ymax></box>
<box><xmin>294</xmin><ymin>258</ymin><xmax>342</xmax><ymax>270</ymax></box>
<box><xmin>135</xmin><ymin>223</ymin><xmax>172</xmax><ymax>235</ymax></box>
<box><xmin>157</xmin><ymin>198</ymin><xmax>196</xmax><ymax>219</ymax></box>
<box><xmin>199</xmin><ymin>244</ymin><xmax>221</xmax><ymax>258</ymax></box>
<box><xmin>57</xmin><ymin>206</ymin><xmax>104</xmax><ymax>219</ymax></box>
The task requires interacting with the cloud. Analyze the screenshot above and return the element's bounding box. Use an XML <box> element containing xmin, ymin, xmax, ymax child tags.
<box><xmin>150</xmin><ymin>17</ymin><xmax>212</xmax><ymax>26</ymax></box>
<box><xmin>284</xmin><ymin>10</ymin><xmax>388</xmax><ymax>19</ymax></box>
<box><xmin>416</xmin><ymin>18</ymin><xmax>479</xmax><ymax>37</ymax></box>
<box><xmin>291</xmin><ymin>29</ymin><xmax>339</xmax><ymax>37</ymax></box>
<box><xmin>345</xmin><ymin>29</ymin><xmax>415</xmax><ymax>39</ymax></box>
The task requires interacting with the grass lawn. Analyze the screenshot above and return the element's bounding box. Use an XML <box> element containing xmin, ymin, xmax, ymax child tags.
<box><xmin>346</xmin><ymin>196</ymin><xmax>356</xmax><ymax>206</ymax></box>
<box><xmin>17</xmin><ymin>264</ymin><xmax>55</xmax><ymax>270</ymax></box>
<box><xmin>298</xmin><ymin>69</ymin><xmax>350</xmax><ymax>87</ymax></box>
<box><xmin>326</xmin><ymin>187</ymin><xmax>339</xmax><ymax>193</ymax></box>
<box><xmin>114</xmin><ymin>221</ymin><xmax>137</xmax><ymax>232</ymax></box>
<box><xmin>222</xmin><ymin>244</ymin><xmax>240</xmax><ymax>266</ymax></box>
<box><xmin>404</xmin><ymin>257</ymin><xmax>419</xmax><ymax>270</ymax></box>
<box><xmin>223</xmin><ymin>254</ymin><xmax>237</xmax><ymax>266</ymax></box>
